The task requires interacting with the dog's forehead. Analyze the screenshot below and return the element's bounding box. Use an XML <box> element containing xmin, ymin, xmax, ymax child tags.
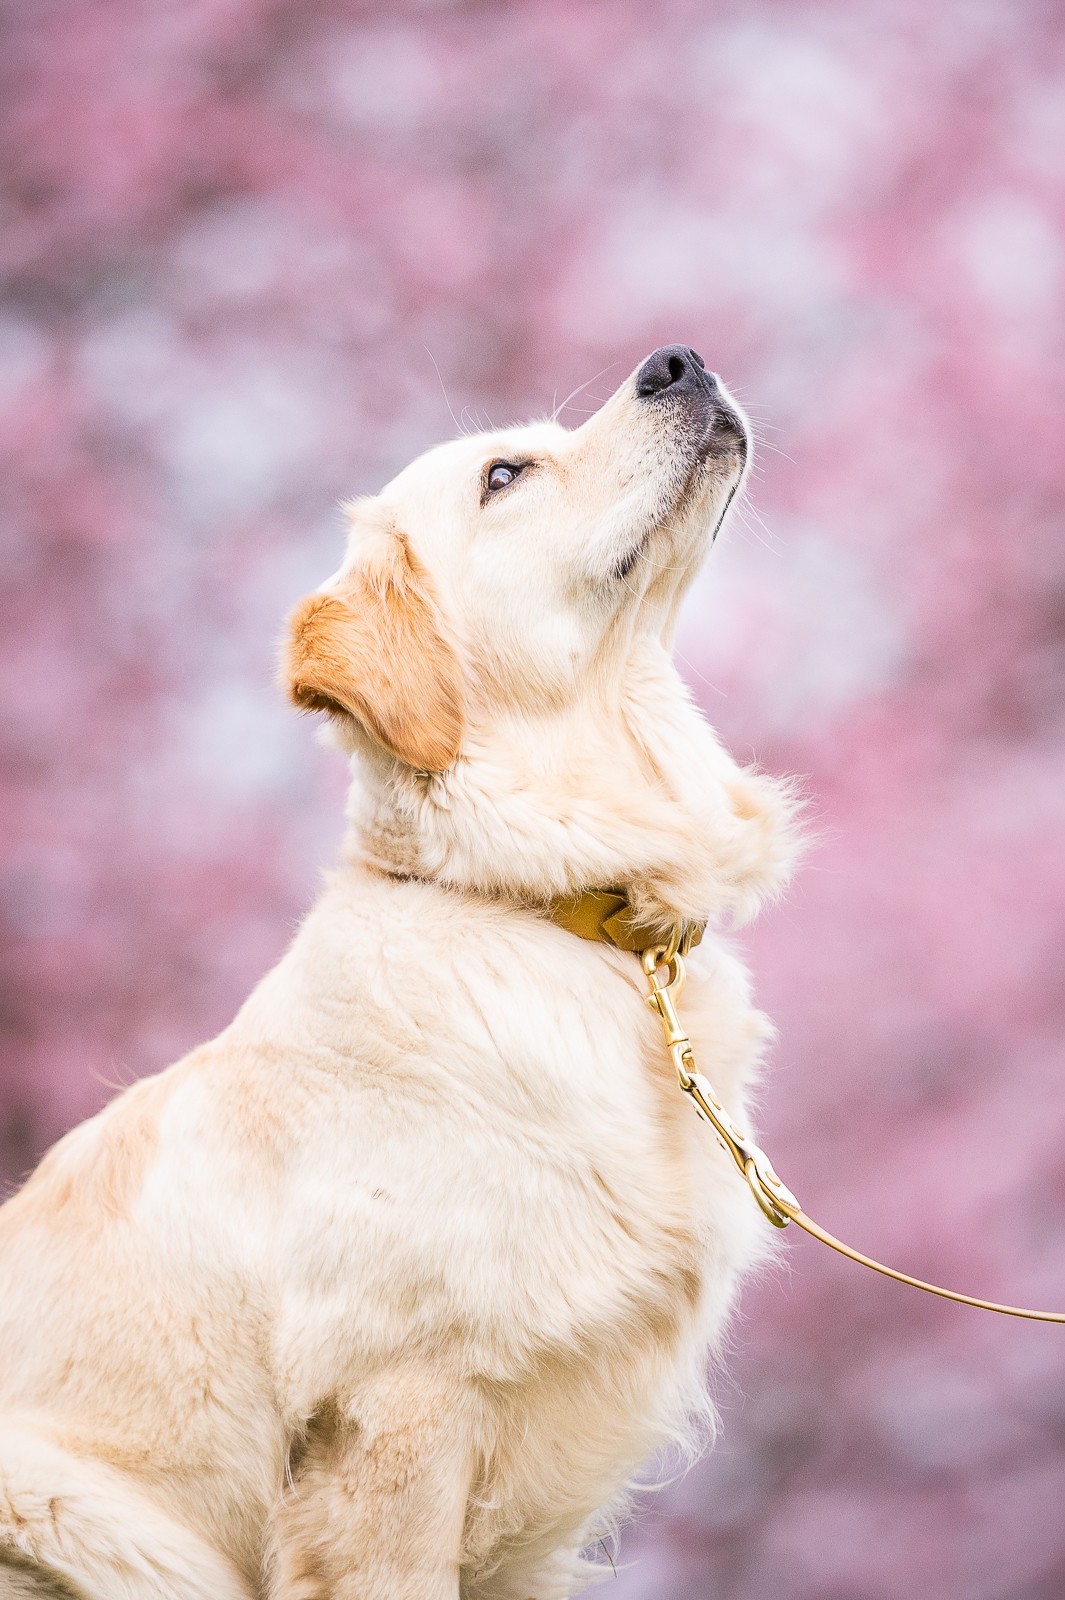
<box><xmin>380</xmin><ymin>418</ymin><xmax>573</xmax><ymax>506</ymax></box>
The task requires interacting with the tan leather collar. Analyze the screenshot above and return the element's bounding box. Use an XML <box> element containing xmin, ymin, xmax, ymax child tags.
<box><xmin>546</xmin><ymin>888</ymin><xmax>704</xmax><ymax>955</ymax></box>
<box><xmin>374</xmin><ymin>863</ymin><xmax>704</xmax><ymax>957</ymax></box>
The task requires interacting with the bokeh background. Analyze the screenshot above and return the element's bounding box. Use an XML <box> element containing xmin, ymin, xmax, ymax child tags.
<box><xmin>3</xmin><ymin>1</ymin><xmax>1065</xmax><ymax>1595</ymax></box>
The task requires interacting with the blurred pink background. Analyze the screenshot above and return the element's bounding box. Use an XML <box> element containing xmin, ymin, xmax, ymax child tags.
<box><xmin>3</xmin><ymin>2</ymin><xmax>1065</xmax><ymax>1595</ymax></box>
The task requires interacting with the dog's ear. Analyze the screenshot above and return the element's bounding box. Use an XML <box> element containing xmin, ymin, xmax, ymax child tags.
<box><xmin>284</xmin><ymin>534</ymin><xmax>464</xmax><ymax>772</ymax></box>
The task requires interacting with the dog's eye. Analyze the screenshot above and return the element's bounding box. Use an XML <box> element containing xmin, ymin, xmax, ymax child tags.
<box><xmin>485</xmin><ymin>461</ymin><xmax>524</xmax><ymax>493</ymax></box>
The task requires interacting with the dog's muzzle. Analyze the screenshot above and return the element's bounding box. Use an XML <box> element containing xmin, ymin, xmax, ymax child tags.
<box><xmin>634</xmin><ymin>343</ymin><xmax>747</xmax><ymax>457</ymax></box>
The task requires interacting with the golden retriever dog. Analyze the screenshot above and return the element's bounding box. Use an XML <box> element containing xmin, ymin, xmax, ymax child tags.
<box><xmin>0</xmin><ymin>345</ymin><xmax>798</xmax><ymax>1600</ymax></box>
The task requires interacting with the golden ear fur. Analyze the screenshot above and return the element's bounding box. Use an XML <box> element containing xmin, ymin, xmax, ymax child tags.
<box><xmin>285</xmin><ymin>534</ymin><xmax>464</xmax><ymax>772</ymax></box>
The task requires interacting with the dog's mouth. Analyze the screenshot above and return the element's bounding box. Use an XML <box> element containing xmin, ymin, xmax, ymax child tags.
<box><xmin>696</xmin><ymin>400</ymin><xmax>748</xmax><ymax>463</ymax></box>
<box><xmin>676</xmin><ymin>385</ymin><xmax>749</xmax><ymax>486</ymax></box>
<box><xmin>612</xmin><ymin>540</ymin><xmax>644</xmax><ymax>581</ymax></box>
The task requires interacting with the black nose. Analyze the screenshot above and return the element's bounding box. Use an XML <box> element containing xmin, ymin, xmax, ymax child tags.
<box><xmin>635</xmin><ymin>344</ymin><xmax>712</xmax><ymax>399</ymax></box>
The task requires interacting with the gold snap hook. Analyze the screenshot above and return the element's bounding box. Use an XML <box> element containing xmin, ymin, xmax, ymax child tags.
<box><xmin>640</xmin><ymin>934</ymin><xmax>1065</xmax><ymax>1318</ymax></box>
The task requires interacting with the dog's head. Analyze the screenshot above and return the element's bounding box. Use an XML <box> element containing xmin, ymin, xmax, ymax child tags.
<box><xmin>286</xmin><ymin>345</ymin><xmax>747</xmax><ymax>769</ymax></box>
<box><xmin>284</xmin><ymin>346</ymin><xmax>795</xmax><ymax>923</ymax></box>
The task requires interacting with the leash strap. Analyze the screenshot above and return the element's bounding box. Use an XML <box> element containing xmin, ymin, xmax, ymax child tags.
<box><xmin>642</xmin><ymin>946</ymin><xmax>1065</xmax><ymax>1324</ymax></box>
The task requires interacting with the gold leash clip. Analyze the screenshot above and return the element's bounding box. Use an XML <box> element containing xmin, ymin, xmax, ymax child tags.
<box><xmin>641</xmin><ymin>943</ymin><xmax>1065</xmax><ymax>1321</ymax></box>
<box><xmin>642</xmin><ymin>946</ymin><xmax>798</xmax><ymax>1228</ymax></box>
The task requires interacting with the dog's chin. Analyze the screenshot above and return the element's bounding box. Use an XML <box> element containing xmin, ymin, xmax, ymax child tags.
<box><xmin>672</xmin><ymin>430</ymin><xmax>746</xmax><ymax>524</ymax></box>
<box><xmin>611</xmin><ymin>465</ymin><xmax>741</xmax><ymax>584</ymax></box>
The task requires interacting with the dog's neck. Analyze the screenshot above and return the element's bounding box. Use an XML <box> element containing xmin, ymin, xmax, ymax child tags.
<box><xmin>341</xmin><ymin>649</ymin><xmax>799</xmax><ymax>935</ymax></box>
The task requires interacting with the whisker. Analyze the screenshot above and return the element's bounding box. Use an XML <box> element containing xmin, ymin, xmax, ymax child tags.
<box><xmin>552</xmin><ymin>362</ymin><xmax>621</xmax><ymax>423</ymax></box>
<box><xmin>424</xmin><ymin>346</ymin><xmax>464</xmax><ymax>438</ymax></box>
<box><xmin>733</xmin><ymin>496</ymin><xmax>783</xmax><ymax>555</ymax></box>
<box><xmin>597</xmin><ymin>1539</ymin><xmax>618</xmax><ymax>1579</ymax></box>
<box><xmin>750</xmin><ymin>439</ymin><xmax>795</xmax><ymax>464</ymax></box>
<box><xmin>674</xmin><ymin>648</ymin><xmax>728</xmax><ymax>699</ymax></box>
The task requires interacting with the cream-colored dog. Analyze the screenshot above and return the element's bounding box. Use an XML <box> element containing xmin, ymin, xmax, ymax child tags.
<box><xmin>0</xmin><ymin>346</ymin><xmax>798</xmax><ymax>1600</ymax></box>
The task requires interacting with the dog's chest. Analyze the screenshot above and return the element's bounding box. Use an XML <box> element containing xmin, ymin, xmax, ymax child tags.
<box><xmin>268</xmin><ymin>920</ymin><xmax>767</xmax><ymax>1404</ymax></box>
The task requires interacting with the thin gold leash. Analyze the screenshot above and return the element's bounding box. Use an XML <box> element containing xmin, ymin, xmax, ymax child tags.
<box><xmin>642</xmin><ymin>944</ymin><xmax>1065</xmax><ymax>1324</ymax></box>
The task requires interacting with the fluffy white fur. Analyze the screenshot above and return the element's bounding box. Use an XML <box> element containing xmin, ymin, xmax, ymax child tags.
<box><xmin>0</xmin><ymin>353</ymin><xmax>799</xmax><ymax>1599</ymax></box>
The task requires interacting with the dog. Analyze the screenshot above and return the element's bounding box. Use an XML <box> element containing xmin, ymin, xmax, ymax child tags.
<box><xmin>0</xmin><ymin>344</ymin><xmax>798</xmax><ymax>1600</ymax></box>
